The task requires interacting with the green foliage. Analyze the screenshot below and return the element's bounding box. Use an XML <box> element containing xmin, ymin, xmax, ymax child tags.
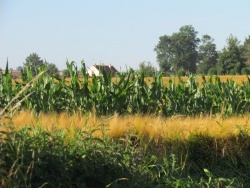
<box><xmin>154</xmin><ymin>25</ymin><xmax>200</xmax><ymax>74</ymax></box>
<box><xmin>1</xmin><ymin>61</ymin><xmax>250</xmax><ymax>116</ymax></box>
<box><xmin>0</xmin><ymin>87</ymin><xmax>249</xmax><ymax>187</ymax></box>
<box><xmin>62</xmin><ymin>68</ymin><xmax>70</xmax><ymax>77</ymax></box>
<box><xmin>155</xmin><ymin>26</ymin><xmax>250</xmax><ymax>75</ymax></box>
<box><xmin>208</xmin><ymin>67</ymin><xmax>218</xmax><ymax>75</ymax></box>
<box><xmin>217</xmin><ymin>35</ymin><xmax>246</xmax><ymax>75</ymax></box>
<box><xmin>23</xmin><ymin>53</ymin><xmax>45</xmax><ymax>76</ymax></box>
<box><xmin>22</xmin><ymin>53</ymin><xmax>59</xmax><ymax>78</ymax></box>
<box><xmin>197</xmin><ymin>34</ymin><xmax>218</xmax><ymax>74</ymax></box>
<box><xmin>1</xmin><ymin>122</ymin><xmax>249</xmax><ymax>187</ymax></box>
<box><xmin>44</xmin><ymin>62</ymin><xmax>59</xmax><ymax>77</ymax></box>
<box><xmin>138</xmin><ymin>61</ymin><xmax>157</xmax><ymax>77</ymax></box>
<box><xmin>0</xmin><ymin>62</ymin><xmax>13</xmax><ymax>107</ymax></box>
<box><xmin>243</xmin><ymin>36</ymin><xmax>250</xmax><ymax>73</ymax></box>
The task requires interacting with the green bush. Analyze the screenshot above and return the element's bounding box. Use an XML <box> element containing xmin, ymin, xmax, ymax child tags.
<box><xmin>1</xmin><ymin>122</ymin><xmax>250</xmax><ymax>187</ymax></box>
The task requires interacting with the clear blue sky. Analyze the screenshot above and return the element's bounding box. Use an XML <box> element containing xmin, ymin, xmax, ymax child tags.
<box><xmin>1</xmin><ymin>0</ymin><xmax>250</xmax><ymax>71</ymax></box>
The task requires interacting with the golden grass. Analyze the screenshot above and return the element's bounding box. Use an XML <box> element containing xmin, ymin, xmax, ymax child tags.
<box><xmin>12</xmin><ymin>75</ymin><xmax>250</xmax><ymax>86</ymax></box>
<box><xmin>144</xmin><ymin>75</ymin><xmax>250</xmax><ymax>86</ymax></box>
<box><xmin>1</xmin><ymin>111</ymin><xmax>250</xmax><ymax>142</ymax></box>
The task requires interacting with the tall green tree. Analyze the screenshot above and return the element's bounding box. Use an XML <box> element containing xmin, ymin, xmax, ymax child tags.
<box><xmin>23</xmin><ymin>53</ymin><xmax>44</xmax><ymax>76</ymax></box>
<box><xmin>23</xmin><ymin>53</ymin><xmax>59</xmax><ymax>77</ymax></box>
<box><xmin>45</xmin><ymin>61</ymin><xmax>59</xmax><ymax>77</ymax></box>
<box><xmin>154</xmin><ymin>25</ymin><xmax>200</xmax><ymax>75</ymax></box>
<box><xmin>217</xmin><ymin>35</ymin><xmax>245</xmax><ymax>75</ymax></box>
<box><xmin>197</xmin><ymin>35</ymin><xmax>218</xmax><ymax>75</ymax></box>
<box><xmin>138</xmin><ymin>61</ymin><xmax>156</xmax><ymax>77</ymax></box>
<box><xmin>242</xmin><ymin>36</ymin><xmax>250</xmax><ymax>74</ymax></box>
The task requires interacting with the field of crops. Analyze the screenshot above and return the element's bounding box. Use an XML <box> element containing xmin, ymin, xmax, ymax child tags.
<box><xmin>1</xmin><ymin>62</ymin><xmax>250</xmax><ymax>117</ymax></box>
<box><xmin>1</xmin><ymin>62</ymin><xmax>250</xmax><ymax>187</ymax></box>
<box><xmin>147</xmin><ymin>75</ymin><xmax>250</xmax><ymax>86</ymax></box>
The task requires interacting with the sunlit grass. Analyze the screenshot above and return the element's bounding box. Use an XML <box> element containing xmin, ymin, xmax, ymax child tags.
<box><xmin>12</xmin><ymin>75</ymin><xmax>250</xmax><ymax>86</ymax></box>
<box><xmin>2</xmin><ymin>110</ymin><xmax>250</xmax><ymax>142</ymax></box>
<box><xmin>144</xmin><ymin>75</ymin><xmax>250</xmax><ymax>86</ymax></box>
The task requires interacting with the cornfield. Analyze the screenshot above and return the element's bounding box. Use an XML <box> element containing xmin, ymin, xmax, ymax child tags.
<box><xmin>1</xmin><ymin>61</ymin><xmax>250</xmax><ymax>117</ymax></box>
<box><xmin>1</xmin><ymin>61</ymin><xmax>250</xmax><ymax>187</ymax></box>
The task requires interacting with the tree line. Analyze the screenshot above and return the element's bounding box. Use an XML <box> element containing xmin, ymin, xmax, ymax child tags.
<box><xmin>154</xmin><ymin>25</ymin><xmax>250</xmax><ymax>76</ymax></box>
<box><xmin>2</xmin><ymin>53</ymin><xmax>60</xmax><ymax>77</ymax></box>
<box><xmin>1</xmin><ymin>25</ymin><xmax>250</xmax><ymax>77</ymax></box>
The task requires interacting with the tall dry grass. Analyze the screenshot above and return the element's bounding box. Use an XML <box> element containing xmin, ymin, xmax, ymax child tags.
<box><xmin>144</xmin><ymin>75</ymin><xmax>250</xmax><ymax>86</ymax></box>
<box><xmin>2</xmin><ymin>110</ymin><xmax>250</xmax><ymax>142</ymax></box>
<box><xmin>62</xmin><ymin>75</ymin><xmax>249</xmax><ymax>86</ymax></box>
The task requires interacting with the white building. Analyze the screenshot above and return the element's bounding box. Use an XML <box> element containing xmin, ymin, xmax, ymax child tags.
<box><xmin>87</xmin><ymin>64</ymin><xmax>118</xmax><ymax>76</ymax></box>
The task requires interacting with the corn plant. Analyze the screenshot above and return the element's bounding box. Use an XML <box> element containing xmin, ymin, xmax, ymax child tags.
<box><xmin>1</xmin><ymin>61</ymin><xmax>250</xmax><ymax>116</ymax></box>
<box><xmin>0</xmin><ymin>63</ymin><xmax>17</xmax><ymax>109</ymax></box>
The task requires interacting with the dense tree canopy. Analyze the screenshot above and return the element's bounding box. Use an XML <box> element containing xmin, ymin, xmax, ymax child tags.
<box><xmin>155</xmin><ymin>26</ymin><xmax>249</xmax><ymax>75</ymax></box>
<box><xmin>217</xmin><ymin>35</ymin><xmax>245</xmax><ymax>75</ymax></box>
<box><xmin>242</xmin><ymin>36</ymin><xmax>250</xmax><ymax>73</ymax></box>
<box><xmin>197</xmin><ymin>35</ymin><xmax>218</xmax><ymax>75</ymax></box>
<box><xmin>23</xmin><ymin>53</ymin><xmax>59</xmax><ymax>77</ymax></box>
<box><xmin>154</xmin><ymin>25</ymin><xmax>200</xmax><ymax>75</ymax></box>
<box><xmin>23</xmin><ymin>53</ymin><xmax>44</xmax><ymax>76</ymax></box>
